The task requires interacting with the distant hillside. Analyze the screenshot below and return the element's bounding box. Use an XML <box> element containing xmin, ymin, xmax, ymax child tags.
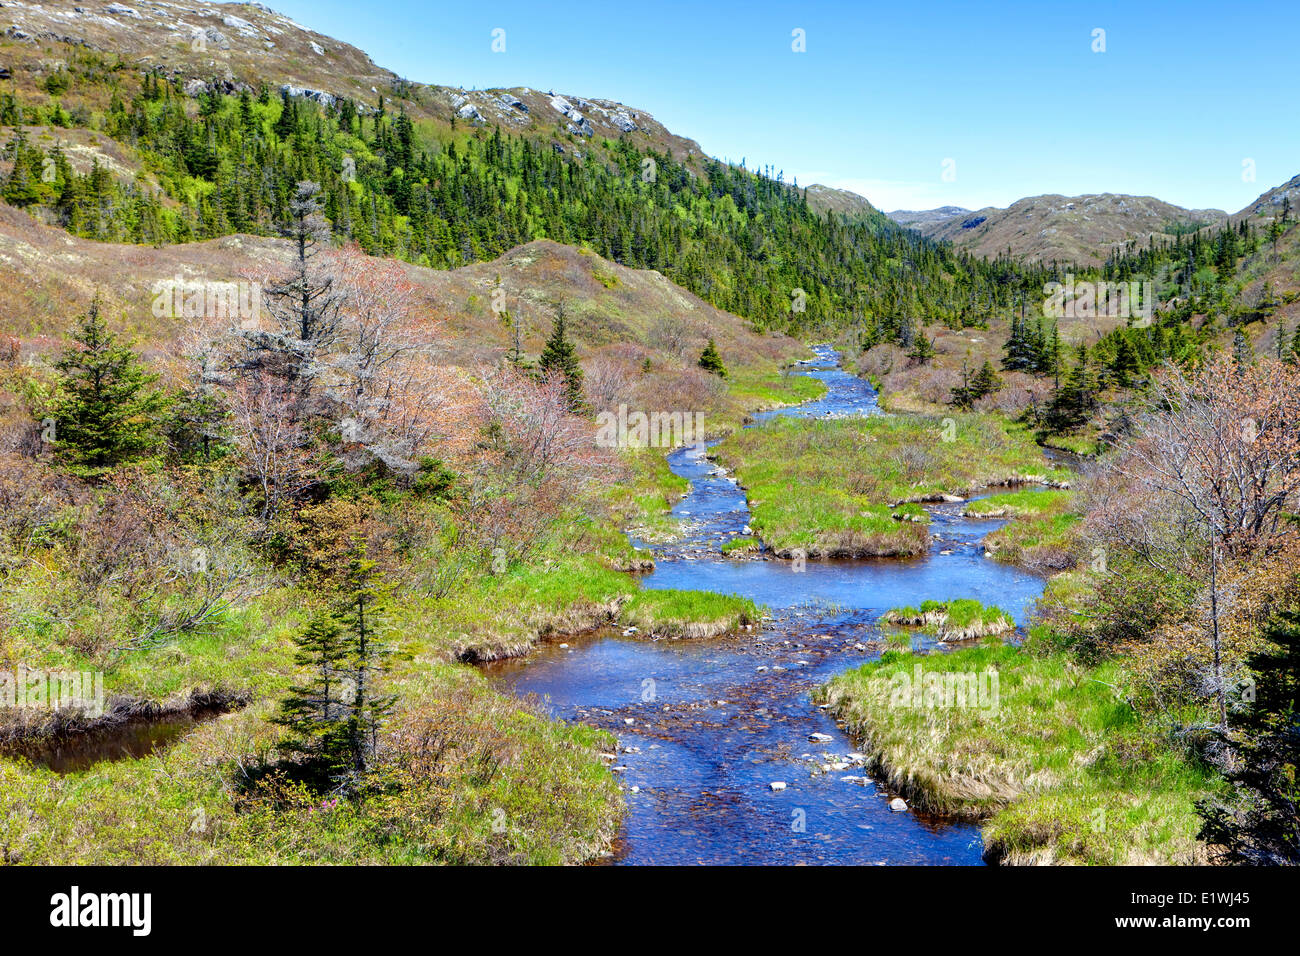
<box><xmin>904</xmin><ymin>193</ymin><xmax>1227</xmax><ymax>265</ymax></box>
<box><xmin>803</xmin><ymin>184</ymin><xmax>888</xmax><ymax>223</ymax></box>
<box><xmin>887</xmin><ymin>206</ymin><xmax>971</xmax><ymax>228</ymax></box>
<box><xmin>0</xmin><ymin>201</ymin><xmax>798</xmax><ymax>373</ymax></box>
<box><xmin>1233</xmin><ymin>174</ymin><xmax>1300</xmax><ymax>223</ymax></box>
<box><xmin>0</xmin><ymin>1</ymin><xmax>706</xmax><ymax>162</ymax></box>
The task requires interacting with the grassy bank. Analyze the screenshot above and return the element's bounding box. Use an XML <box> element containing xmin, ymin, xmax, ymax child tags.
<box><xmin>605</xmin><ymin>360</ymin><xmax>828</xmax><ymax>545</ymax></box>
<box><xmin>972</xmin><ymin>489</ymin><xmax>1082</xmax><ymax>573</ymax></box>
<box><xmin>0</xmin><ymin>349</ymin><xmax>819</xmax><ymax>865</ymax></box>
<box><xmin>0</xmin><ymin>663</ymin><xmax>622</xmax><ymax>864</ymax></box>
<box><xmin>618</xmin><ymin>589</ymin><xmax>760</xmax><ymax>639</ymax></box>
<box><xmin>818</xmin><ymin>643</ymin><xmax>1216</xmax><ymax>864</ymax></box>
<box><xmin>714</xmin><ymin>413</ymin><xmax>1071</xmax><ymax>558</ymax></box>
<box><xmin>881</xmin><ymin>598</ymin><xmax>1014</xmax><ymax>641</ymax></box>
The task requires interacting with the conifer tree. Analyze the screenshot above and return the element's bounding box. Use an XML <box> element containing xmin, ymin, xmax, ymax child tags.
<box><xmin>907</xmin><ymin>332</ymin><xmax>937</xmax><ymax>365</ymax></box>
<box><xmin>337</xmin><ymin>557</ymin><xmax>395</xmax><ymax>776</ymax></box>
<box><xmin>274</xmin><ymin>612</ymin><xmax>351</xmax><ymax>773</ymax></box>
<box><xmin>1111</xmin><ymin>334</ymin><xmax>1141</xmax><ymax>387</ymax></box>
<box><xmin>1197</xmin><ymin>605</ymin><xmax>1300</xmax><ymax>864</ymax></box>
<box><xmin>971</xmin><ymin>360</ymin><xmax>1002</xmax><ymax>398</ymax></box>
<box><xmin>1044</xmin><ymin>345</ymin><xmax>1097</xmax><ymax>432</ymax></box>
<box><xmin>698</xmin><ymin>338</ymin><xmax>727</xmax><ymax>377</ymax></box>
<box><xmin>47</xmin><ymin>296</ymin><xmax>166</xmax><ymax>476</ymax></box>
<box><xmin>538</xmin><ymin>304</ymin><xmax>585</xmax><ymax>410</ymax></box>
<box><xmin>1233</xmin><ymin>327</ymin><xmax>1254</xmax><ymax>368</ymax></box>
<box><xmin>273</xmin><ymin>556</ymin><xmax>395</xmax><ymax>784</ymax></box>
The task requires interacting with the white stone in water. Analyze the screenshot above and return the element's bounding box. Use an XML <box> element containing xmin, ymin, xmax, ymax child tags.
<box><xmin>770</xmin><ymin>781</ymin><xmax>787</xmax><ymax>791</ymax></box>
<box><xmin>889</xmin><ymin>797</ymin><xmax>908</xmax><ymax>812</ymax></box>
<box><xmin>809</xmin><ymin>732</ymin><xmax>833</xmax><ymax>742</ymax></box>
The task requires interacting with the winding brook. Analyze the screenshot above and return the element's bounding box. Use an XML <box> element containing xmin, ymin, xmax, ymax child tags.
<box><xmin>485</xmin><ymin>346</ymin><xmax>1050</xmax><ymax>864</ymax></box>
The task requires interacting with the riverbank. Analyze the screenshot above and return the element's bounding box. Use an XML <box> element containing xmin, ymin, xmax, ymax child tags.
<box><xmin>0</xmin><ymin>352</ymin><xmax>820</xmax><ymax>865</ymax></box>
<box><xmin>818</xmin><ymin>643</ymin><xmax>1216</xmax><ymax>864</ymax></box>
<box><xmin>713</xmin><ymin>413</ymin><xmax>1073</xmax><ymax>558</ymax></box>
<box><xmin>969</xmin><ymin>488</ymin><xmax>1081</xmax><ymax>572</ymax></box>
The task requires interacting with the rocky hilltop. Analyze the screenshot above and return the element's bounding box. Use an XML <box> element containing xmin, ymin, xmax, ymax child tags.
<box><xmin>897</xmin><ymin>193</ymin><xmax>1227</xmax><ymax>265</ymax></box>
<box><xmin>886</xmin><ymin>205</ymin><xmax>971</xmax><ymax>228</ymax></box>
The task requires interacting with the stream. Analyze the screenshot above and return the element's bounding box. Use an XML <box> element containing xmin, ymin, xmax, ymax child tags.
<box><xmin>484</xmin><ymin>345</ymin><xmax>1049</xmax><ymax>865</ymax></box>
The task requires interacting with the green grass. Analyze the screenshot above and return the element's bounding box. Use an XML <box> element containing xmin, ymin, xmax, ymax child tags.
<box><xmin>819</xmin><ymin>644</ymin><xmax>1217</xmax><ymax>864</ymax></box>
<box><xmin>1038</xmin><ymin>432</ymin><xmax>1104</xmax><ymax>458</ymax></box>
<box><xmin>606</xmin><ymin>445</ymin><xmax>690</xmax><ymax>543</ymax></box>
<box><xmin>0</xmin><ymin>664</ymin><xmax>622</xmax><ymax>865</ymax></box>
<box><xmin>727</xmin><ymin>365</ymin><xmax>829</xmax><ymax>411</ymax></box>
<box><xmin>721</xmin><ymin>536</ymin><xmax>761</xmax><ymax>555</ymax></box>
<box><xmin>882</xmin><ymin>598</ymin><xmax>1013</xmax><ymax>639</ymax></box>
<box><xmin>715</xmin><ymin>413</ymin><xmax>1070</xmax><ymax>557</ymax></box>
<box><xmin>975</xmin><ymin>489</ymin><xmax>1082</xmax><ymax>572</ymax></box>
<box><xmin>965</xmin><ymin>488</ymin><xmax>1072</xmax><ymax>517</ymax></box>
<box><xmin>618</xmin><ymin>588</ymin><xmax>760</xmax><ymax>638</ymax></box>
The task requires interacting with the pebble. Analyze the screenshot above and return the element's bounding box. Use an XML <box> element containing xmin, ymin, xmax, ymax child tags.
<box><xmin>809</xmin><ymin>732</ymin><xmax>833</xmax><ymax>742</ymax></box>
<box><xmin>770</xmin><ymin>781</ymin><xmax>787</xmax><ymax>792</ymax></box>
<box><xmin>889</xmin><ymin>797</ymin><xmax>908</xmax><ymax>812</ymax></box>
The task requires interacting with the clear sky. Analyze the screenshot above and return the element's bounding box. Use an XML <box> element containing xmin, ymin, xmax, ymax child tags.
<box><xmin>267</xmin><ymin>0</ymin><xmax>1295</xmax><ymax>214</ymax></box>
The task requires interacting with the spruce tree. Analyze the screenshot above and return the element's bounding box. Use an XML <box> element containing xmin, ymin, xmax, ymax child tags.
<box><xmin>698</xmin><ymin>338</ymin><xmax>727</xmax><ymax>377</ymax></box>
<box><xmin>48</xmin><ymin>296</ymin><xmax>166</xmax><ymax>476</ymax></box>
<box><xmin>1111</xmin><ymin>334</ymin><xmax>1140</xmax><ymax>387</ymax></box>
<box><xmin>273</xmin><ymin>557</ymin><xmax>395</xmax><ymax>785</ymax></box>
<box><xmin>1044</xmin><ymin>346</ymin><xmax>1096</xmax><ymax>432</ymax></box>
<box><xmin>1233</xmin><ymin>327</ymin><xmax>1253</xmax><ymax>368</ymax></box>
<box><xmin>971</xmin><ymin>360</ymin><xmax>1003</xmax><ymax>398</ymax></box>
<box><xmin>337</xmin><ymin>557</ymin><xmax>394</xmax><ymax>776</ymax></box>
<box><xmin>274</xmin><ymin>612</ymin><xmax>352</xmax><ymax>776</ymax></box>
<box><xmin>538</xmin><ymin>304</ymin><xmax>585</xmax><ymax>410</ymax></box>
<box><xmin>906</xmin><ymin>333</ymin><xmax>937</xmax><ymax>365</ymax></box>
<box><xmin>1197</xmin><ymin>605</ymin><xmax>1300</xmax><ymax>864</ymax></box>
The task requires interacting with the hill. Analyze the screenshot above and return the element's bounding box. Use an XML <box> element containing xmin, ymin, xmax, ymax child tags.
<box><xmin>903</xmin><ymin>193</ymin><xmax>1227</xmax><ymax>265</ymax></box>
<box><xmin>886</xmin><ymin>205</ymin><xmax>971</xmax><ymax>228</ymax></box>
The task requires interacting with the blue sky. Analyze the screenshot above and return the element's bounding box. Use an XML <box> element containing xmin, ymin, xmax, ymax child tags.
<box><xmin>269</xmin><ymin>0</ymin><xmax>1295</xmax><ymax>214</ymax></box>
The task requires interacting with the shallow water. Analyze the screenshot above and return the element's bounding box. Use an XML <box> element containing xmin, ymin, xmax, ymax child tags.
<box><xmin>485</xmin><ymin>345</ymin><xmax>1048</xmax><ymax>865</ymax></box>
<box><xmin>2</xmin><ymin>709</ymin><xmax>222</xmax><ymax>774</ymax></box>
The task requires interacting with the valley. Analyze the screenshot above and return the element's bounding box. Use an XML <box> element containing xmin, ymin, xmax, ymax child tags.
<box><xmin>0</xmin><ymin>1</ymin><xmax>1297</xmax><ymax>880</ymax></box>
